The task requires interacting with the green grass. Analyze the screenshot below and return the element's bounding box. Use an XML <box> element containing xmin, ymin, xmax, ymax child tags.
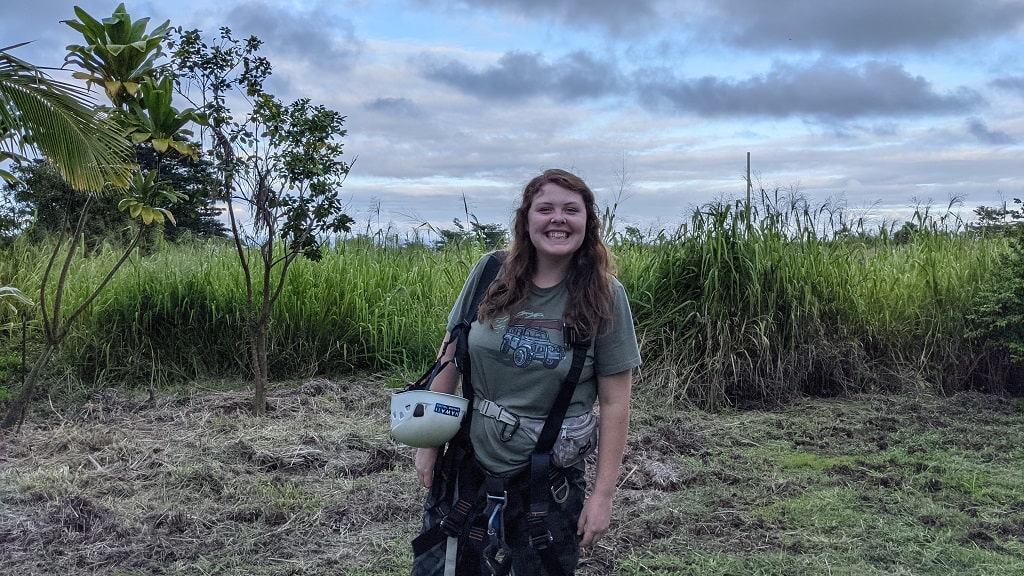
<box><xmin>604</xmin><ymin>392</ymin><xmax>1024</xmax><ymax>576</ymax></box>
<box><xmin>0</xmin><ymin>195</ymin><xmax>1018</xmax><ymax>410</ymax></box>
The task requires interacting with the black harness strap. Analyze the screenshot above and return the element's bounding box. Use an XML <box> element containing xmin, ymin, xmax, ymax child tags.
<box><xmin>526</xmin><ymin>336</ymin><xmax>590</xmax><ymax>576</ymax></box>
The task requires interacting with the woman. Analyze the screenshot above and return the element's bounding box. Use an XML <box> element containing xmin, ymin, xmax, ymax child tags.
<box><xmin>413</xmin><ymin>169</ymin><xmax>642</xmax><ymax>575</ymax></box>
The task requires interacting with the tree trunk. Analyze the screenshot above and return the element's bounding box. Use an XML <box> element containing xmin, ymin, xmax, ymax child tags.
<box><xmin>251</xmin><ymin>320</ymin><xmax>269</xmax><ymax>415</ymax></box>
<box><xmin>1</xmin><ymin>343</ymin><xmax>57</xmax><ymax>430</ymax></box>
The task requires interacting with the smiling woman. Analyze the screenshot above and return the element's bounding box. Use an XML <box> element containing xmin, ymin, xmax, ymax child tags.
<box><xmin>408</xmin><ymin>168</ymin><xmax>642</xmax><ymax>576</ymax></box>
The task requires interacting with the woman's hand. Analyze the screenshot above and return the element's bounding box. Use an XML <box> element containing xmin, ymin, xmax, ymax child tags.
<box><xmin>577</xmin><ymin>493</ymin><xmax>613</xmax><ymax>547</ymax></box>
<box><xmin>415</xmin><ymin>447</ymin><xmax>438</xmax><ymax>487</ymax></box>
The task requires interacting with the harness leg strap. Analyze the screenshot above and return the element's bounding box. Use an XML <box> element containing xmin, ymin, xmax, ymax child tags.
<box><xmin>527</xmin><ymin>452</ymin><xmax>568</xmax><ymax>576</ymax></box>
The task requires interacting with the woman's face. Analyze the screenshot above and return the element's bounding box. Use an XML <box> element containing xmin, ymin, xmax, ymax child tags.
<box><xmin>527</xmin><ymin>182</ymin><xmax>587</xmax><ymax>263</ymax></box>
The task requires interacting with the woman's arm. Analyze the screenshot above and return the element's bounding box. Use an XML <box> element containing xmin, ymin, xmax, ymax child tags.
<box><xmin>415</xmin><ymin>331</ymin><xmax>460</xmax><ymax>487</ymax></box>
<box><xmin>577</xmin><ymin>368</ymin><xmax>633</xmax><ymax>547</ymax></box>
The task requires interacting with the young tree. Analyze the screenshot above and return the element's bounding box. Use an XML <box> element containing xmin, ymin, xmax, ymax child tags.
<box><xmin>1</xmin><ymin>5</ymin><xmax>190</xmax><ymax>430</ymax></box>
<box><xmin>173</xmin><ymin>28</ymin><xmax>353</xmax><ymax>414</ymax></box>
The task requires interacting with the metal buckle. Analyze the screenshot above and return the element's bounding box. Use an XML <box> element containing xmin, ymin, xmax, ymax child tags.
<box><xmin>483</xmin><ymin>491</ymin><xmax>512</xmax><ymax>575</ymax></box>
<box><xmin>550</xmin><ymin>475</ymin><xmax>570</xmax><ymax>504</ymax></box>
<box><xmin>486</xmin><ymin>493</ymin><xmax>506</xmax><ymax>536</ymax></box>
<box><xmin>528</xmin><ymin>529</ymin><xmax>554</xmax><ymax>551</ymax></box>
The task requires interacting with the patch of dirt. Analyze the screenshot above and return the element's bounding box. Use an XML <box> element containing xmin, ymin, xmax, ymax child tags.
<box><xmin>1</xmin><ymin>381</ymin><xmax>1021</xmax><ymax>575</ymax></box>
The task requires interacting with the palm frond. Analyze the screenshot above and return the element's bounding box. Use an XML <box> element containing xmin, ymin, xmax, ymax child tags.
<box><xmin>0</xmin><ymin>45</ymin><xmax>134</xmax><ymax>191</ymax></box>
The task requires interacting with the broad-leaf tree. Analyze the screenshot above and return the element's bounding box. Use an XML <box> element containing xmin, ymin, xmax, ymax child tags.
<box><xmin>1</xmin><ymin>6</ymin><xmax>192</xmax><ymax>430</ymax></box>
<box><xmin>62</xmin><ymin>3</ymin><xmax>172</xmax><ymax>107</ymax></box>
<box><xmin>173</xmin><ymin>28</ymin><xmax>353</xmax><ymax>414</ymax></box>
<box><xmin>125</xmin><ymin>76</ymin><xmax>203</xmax><ymax>157</ymax></box>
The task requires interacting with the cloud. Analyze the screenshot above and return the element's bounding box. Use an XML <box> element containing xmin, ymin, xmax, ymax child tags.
<box><xmin>413</xmin><ymin>0</ymin><xmax>1024</xmax><ymax>52</ymax></box>
<box><xmin>635</xmin><ymin>59</ymin><xmax>982</xmax><ymax>119</ymax></box>
<box><xmin>363</xmin><ymin>97</ymin><xmax>422</xmax><ymax>117</ymax></box>
<box><xmin>966</xmin><ymin>118</ymin><xmax>1016</xmax><ymax>145</ymax></box>
<box><xmin>991</xmin><ymin>76</ymin><xmax>1024</xmax><ymax>98</ymax></box>
<box><xmin>224</xmin><ymin>2</ymin><xmax>362</xmax><ymax>70</ymax></box>
<box><xmin>412</xmin><ymin>0</ymin><xmax>662</xmax><ymax>37</ymax></box>
<box><xmin>695</xmin><ymin>0</ymin><xmax>1024</xmax><ymax>53</ymax></box>
<box><xmin>416</xmin><ymin>50</ymin><xmax>622</xmax><ymax>102</ymax></box>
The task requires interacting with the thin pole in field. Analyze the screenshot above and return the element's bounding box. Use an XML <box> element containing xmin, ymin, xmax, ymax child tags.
<box><xmin>746</xmin><ymin>151</ymin><xmax>752</xmax><ymax>227</ymax></box>
<box><xmin>746</xmin><ymin>151</ymin><xmax>751</xmax><ymax>204</ymax></box>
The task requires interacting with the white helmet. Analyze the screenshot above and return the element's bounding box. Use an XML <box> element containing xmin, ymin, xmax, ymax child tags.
<box><xmin>390</xmin><ymin>389</ymin><xmax>469</xmax><ymax>448</ymax></box>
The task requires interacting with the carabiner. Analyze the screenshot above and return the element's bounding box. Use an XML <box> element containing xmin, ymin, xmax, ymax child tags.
<box><xmin>498</xmin><ymin>414</ymin><xmax>520</xmax><ymax>442</ymax></box>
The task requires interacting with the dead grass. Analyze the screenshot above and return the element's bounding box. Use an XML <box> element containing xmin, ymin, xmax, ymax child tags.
<box><xmin>1</xmin><ymin>378</ymin><xmax>1022</xmax><ymax>575</ymax></box>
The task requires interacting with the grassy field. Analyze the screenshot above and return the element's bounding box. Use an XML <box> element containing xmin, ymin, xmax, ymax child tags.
<box><xmin>1</xmin><ymin>376</ymin><xmax>1021</xmax><ymax>575</ymax></box>
<box><xmin>1</xmin><ymin>197</ymin><xmax>1022</xmax><ymax>574</ymax></box>
<box><xmin>1</xmin><ymin>209</ymin><xmax>1014</xmax><ymax>409</ymax></box>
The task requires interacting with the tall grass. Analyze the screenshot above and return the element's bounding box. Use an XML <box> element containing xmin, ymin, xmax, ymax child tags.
<box><xmin>0</xmin><ymin>197</ymin><xmax>1012</xmax><ymax>407</ymax></box>
<box><xmin>58</xmin><ymin>238</ymin><xmax>482</xmax><ymax>385</ymax></box>
<box><xmin>617</xmin><ymin>191</ymin><xmax>1003</xmax><ymax>408</ymax></box>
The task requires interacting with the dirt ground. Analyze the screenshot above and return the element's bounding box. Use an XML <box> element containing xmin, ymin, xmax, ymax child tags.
<box><xmin>1</xmin><ymin>377</ymin><xmax>1021</xmax><ymax>575</ymax></box>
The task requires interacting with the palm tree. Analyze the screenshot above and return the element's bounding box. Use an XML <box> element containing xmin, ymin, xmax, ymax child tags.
<box><xmin>0</xmin><ymin>42</ymin><xmax>134</xmax><ymax>191</ymax></box>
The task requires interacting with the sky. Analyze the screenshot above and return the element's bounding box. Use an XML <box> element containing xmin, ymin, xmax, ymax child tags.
<box><xmin>4</xmin><ymin>0</ymin><xmax>1024</xmax><ymax>238</ymax></box>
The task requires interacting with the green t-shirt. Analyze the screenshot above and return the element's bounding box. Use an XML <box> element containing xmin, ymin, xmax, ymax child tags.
<box><xmin>446</xmin><ymin>253</ymin><xmax>642</xmax><ymax>474</ymax></box>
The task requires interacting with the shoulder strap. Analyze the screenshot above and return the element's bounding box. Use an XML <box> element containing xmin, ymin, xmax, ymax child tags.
<box><xmin>468</xmin><ymin>250</ymin><xmax>506</xmax><ymax>323</ymax></box>
<box><xmin>533</xmin><ymin>334</ymin><xmax>590</xmax><ymax>454</ymax></box>
<box><xmin>411</xmin><ymin>251</ymin><xmax>507</xmax><ymax>392</ymax></box>
<box><xmin>453</xmin><ymin>250</ymin><xmax>506</xmax><ymax>399</ymax></box>
<box><xmin>526</xmin><ymin>334</ymin><xmax>589</xmax><ymax>576</ymax></box>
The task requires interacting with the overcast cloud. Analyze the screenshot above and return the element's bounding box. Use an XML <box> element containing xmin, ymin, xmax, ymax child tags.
<box><xmin>2</xmin><ymin>0</ymin><xmax>1022</xmax><ymax>235</ymax></box>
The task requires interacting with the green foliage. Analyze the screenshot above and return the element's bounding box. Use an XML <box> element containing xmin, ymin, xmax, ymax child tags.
<box><xmin>0</xmin><ymin>43</ymin><xmax>134</xmax><ymax>191</ymax></box>
<box><xmin>133</xmin><ymin>143</ymin><xmax>227</xmax><ymax>241</ymax></box>
<box><xmin>0</xmin><ymin>285</ymin><xmax>32</xmax><ymax>316</ymax></box>
<box><xmin>63</xmin><ymin>3</ymin><xmax>172</xmax><ymax>106</ymax></box>
<box><xmin>4</xmin><ymin>160</ymin><xmax>137</xmax><ymax>248</ymax></box>
<box><xmin>2</xmin><ymin>3</ymin><xmax>203</xmax><ymax>428</ymax></box>
<box><xmin>123</xmin><ymin>75</ymin><xmax>203</xmax><ymax>157</ymax></box>
<box><xmin>0</xmin><ymin>185</ymin><xmax>1017</xmax><ymax>404</ymax></box>
<box><xmin>967</xmin><ymin>227</ymin><xmax>1024</xmax><ymax>365</ymax></box>
<box><xmin>48</xmin><ymin>239</ymin><xmax>473</xmax><ymax>385</ymax></box>
<box><xmin>427</xmin><ymin>194</ymin><xmax>508</xmax><ymax>251</ymax></box>
<box><xmin>257</xmin><ymin>95</ymin><xmax>354</xmax><ymax>260</ymax></box>
<box><xmin>432</xmin><ymin>215</ymin><xmax>508</xmax><ymax>251</ymax></box>
<box><xmin>117</xmin><ymin>168</ymin><xmax>187</xmax><ymax>225</ymax></box>
<box><xmin>617</xmin><ymin>191</ymin><xmax>998</xmax><ymax>407</ymax></box>
<box><xmin>170</xmin><ymin>25</ymin><xmax>354</xmax><ymax>413</ymax></box>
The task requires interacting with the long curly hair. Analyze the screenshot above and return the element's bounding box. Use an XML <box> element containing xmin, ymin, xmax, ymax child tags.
<box><xmin>477</xmin><ymin>169</ymin><xmax>615</xmax><ymax>341</ymax></box>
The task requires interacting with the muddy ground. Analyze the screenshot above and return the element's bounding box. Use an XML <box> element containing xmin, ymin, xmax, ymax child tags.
<box><xmin>0</xmin><ymin>377</ymin><xmax>1021</xmax><ymax>575</ymax></box>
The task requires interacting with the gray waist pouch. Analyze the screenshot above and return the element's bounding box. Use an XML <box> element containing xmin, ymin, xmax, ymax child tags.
<box><xmin>521</xmin><ymin>411</ymin><xmax>600</xmax><ymax>468</ymax></box>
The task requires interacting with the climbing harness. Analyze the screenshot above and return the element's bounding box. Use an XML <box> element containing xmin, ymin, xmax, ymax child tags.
<box><xmin>410</xmin><ymin>251</ymin><xmax>593</xmax><ymax>576</ymax></box>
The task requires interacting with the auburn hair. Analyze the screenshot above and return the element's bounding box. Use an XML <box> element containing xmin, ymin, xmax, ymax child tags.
<box><xmin>477</xmin><ymin>169</ymin><xmax>615</xmax><ymax>341</ymax></box>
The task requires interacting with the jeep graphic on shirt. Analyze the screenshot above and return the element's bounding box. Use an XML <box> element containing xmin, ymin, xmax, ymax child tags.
<box><xmin>500</xmin><ymin>320</ymin><xmax>566</xmax><ymax>369</ymax></box>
